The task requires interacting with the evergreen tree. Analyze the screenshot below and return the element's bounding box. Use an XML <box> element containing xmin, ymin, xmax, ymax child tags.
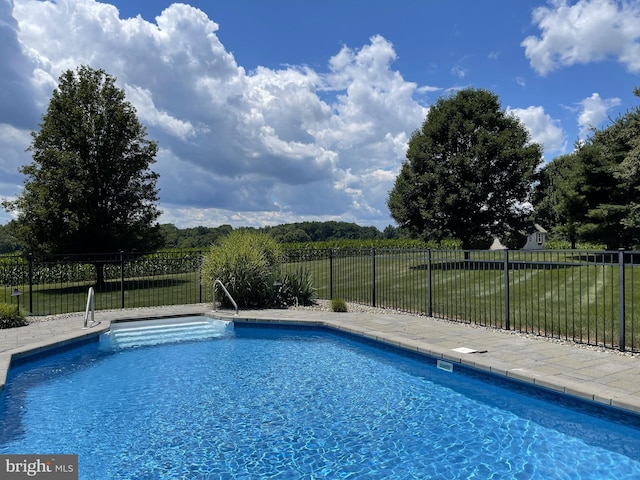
<box><xmin>534</xmin><ymin>88</ymin><xmax>640</xmax><ymax>249</ymax></box>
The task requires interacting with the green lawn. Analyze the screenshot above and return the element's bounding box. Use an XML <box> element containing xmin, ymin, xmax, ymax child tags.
<box><xmin>2</xmin><ymin>272</ymin><xmax>203</xmax><ymax>316</ymax></box>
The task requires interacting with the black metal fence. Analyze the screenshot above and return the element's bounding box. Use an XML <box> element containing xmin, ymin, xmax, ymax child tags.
<box><xmin>0</xmin><ymin>251</ymin><xmax>204</xmax><ymax>316</ymax></box>
<box><xmin>2</xmin><ymin>248</ymin><xmax>640</xmax><ymax>352</ymax></box>
<box><xmin>282</xmin><ymin>248</ymin><xmax>640</xmax><ymax>353</ymax></box>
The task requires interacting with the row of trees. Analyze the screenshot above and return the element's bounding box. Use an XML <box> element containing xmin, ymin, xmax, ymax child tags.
<box><xmin>159</xmin><ymin>221</ymin><xmax>401</xmax><ymax>250</ymax></box>
<box><xmin>0</xmin><ymin>220</ymin><xmax>408</xmax><ymax>254</ymax></box>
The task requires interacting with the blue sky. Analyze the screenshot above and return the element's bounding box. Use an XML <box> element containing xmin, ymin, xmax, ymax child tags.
<box><xmin>1</xmin><ymin>0</ymin><xmax>639</xmax><ymax>230</ymax></box>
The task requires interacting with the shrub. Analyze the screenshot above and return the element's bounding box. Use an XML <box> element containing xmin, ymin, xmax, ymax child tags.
<box><xmin>330</xmin><ymin>298</ymin><xmax>348</xmax><ymax>313</ymax></box>
<box><xmin>0</xmin><ymin>303</ymin><xmax>28</xmax><ymax>329</ymax></box>
<box><xmin>544</xmin><ymin>239</ymin><xmax>606</xmax><ymax>250</ymax></box>
<box><xmin>270</xmin><ymin>267</ymin><xmax>316</xmax><ymax>307</ymax></box>
<box><xmin>202</xmin><ymin>231</ymin><xmax>283</xmax><ymax>308</ymax></box>
<box><xmin>284</xmin><ymin>267</ymin><xmax>315</xmax><ymax>306</ymax></box>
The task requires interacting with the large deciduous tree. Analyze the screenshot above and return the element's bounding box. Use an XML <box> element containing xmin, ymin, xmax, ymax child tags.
<box><xmin>3</xmin><ymin>66</ymin><xmax>162</xmax><ymax>254</ymax></box>
<box><xmin>387</xmin><ymin>88</ymin><xmax>542</xmax><ymax>249</ymax></box>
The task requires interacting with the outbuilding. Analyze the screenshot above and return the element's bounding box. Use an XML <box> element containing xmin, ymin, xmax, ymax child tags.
<box><xmin>489</xmin><ymin>223</ymin><xmax>548</xmax><ymax>250</ymax></box>
<box><xmin>521</xmin><ymin>223</ymin><xmax>547</xmax><ymax>250</ymax></box>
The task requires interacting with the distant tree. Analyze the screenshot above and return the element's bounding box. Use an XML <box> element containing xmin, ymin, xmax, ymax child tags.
<box><xmin>158</xmin><ymin>221</ymin><xmax>387</xmax><ymax>248</ymax></box>
<box><xmin>281</xmin><ymin>228</ymin><xmax>311</xmax><ymax>243</ymax></box>
<box><xmin>3</xmin><ymin>66</ymin><xmax>161</xmax><ymax>255</ymax></box>
<box><xmin>388</xmin><ymin>88</ymin><xmax>542</xmax><ymax>249</ymax></box>
<box><xmin>262</xmin><ymin>221</ymin><xmax>382</xmax><ymax>243</ymax></box>
<box><xmin>158</xmin><ymin>224</ymin><xmax>234</xmax><ymax>249</ymax></box>
<box><xmin>159</xmin><ymin>224</ymin><xmax>181</xmax><ymax>248</ymax></box>
<box><xmin>215</xmin><ymin>224</ymin><xmax>234</xmax><ymax>240</ymax></box>
<box><xmin>382</xmin><ymin>225</ymin><xmax>413</xmax><ymax>240</ymax></box>
<box><xmin>0</xmin><ymin>221</ymin><xmax>23</xmax><ymax>254</ymax></box>
<box><xmin>180</xmin><ymin>225</ymin><xmax>233</xmax><ymax>248</ymax></box>
<box><xmin>382</xmin><ymin>225</ymin><xmax>397</xmax><ymax>239</ymax></box>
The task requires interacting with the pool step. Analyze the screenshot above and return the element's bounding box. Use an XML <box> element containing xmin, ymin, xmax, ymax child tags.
<box><xmin>103</xmin><ymin>317</ymin><xmax>233</xmax><ymax>349</ymax></box>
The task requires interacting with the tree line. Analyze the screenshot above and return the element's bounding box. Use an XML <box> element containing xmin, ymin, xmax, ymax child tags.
<box><xmin>159</xmin><ymin>221</ymin><xmax>407</xmax><ymax>250</ymax></box>
<box><xmin>0</xmin><ymin>221</ymin><xmax>410</xmax><ymax>254</ymax></box>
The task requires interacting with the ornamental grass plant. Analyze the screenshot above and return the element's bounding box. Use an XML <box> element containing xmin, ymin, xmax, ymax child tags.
<box><xmin>201</xmin><ymin>230</ymin><xmax>283</xmax><ymax>308</ymax></box>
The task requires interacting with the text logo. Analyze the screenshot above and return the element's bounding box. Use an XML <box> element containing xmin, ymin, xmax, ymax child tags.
<box><xmin>0</xmin><ymin>455</ymin><xmax>77</xmax><ymax>480</ymax></box>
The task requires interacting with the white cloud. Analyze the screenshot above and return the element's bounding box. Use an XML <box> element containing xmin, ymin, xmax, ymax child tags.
<box><xmin>507</xmin><ymin>106</ymin><xmax>566</xmax><ymax>156</ymax></box>
<box><xmin>522</xmin><ymin>0</ymin><xmax>640</xmax><ymax>75</ymax></box>
<box><xmin>450</xmin><ymin>65</ymin><xmax>467</xmax><ymax>78</ymax></box>
<box><xmin>576</xmin><ymin>92</ymin><xmax>622</xmax><ymax>138</ymax></box>
<box><xmin>5</xmin><ymin>1</ymin><xmax>428</xmax><ymax>229</ymax></box>
<box><xmin>416</xmin><ymin>85</ymin><xmax>441</xmax><ymax>94</ymax></box>
<box><xmin>124</xmin><ymin>85</ymin><xmax>197</xmax><ymax>140</ymax></box>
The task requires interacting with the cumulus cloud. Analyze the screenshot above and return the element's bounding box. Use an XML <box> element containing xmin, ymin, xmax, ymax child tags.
<box><xmin>3</xmin><ymin>0</ymin><xmax>428</xmax><ymax>228</ymax></box>
<box><xmin>0</xmin><ymin>0</ymin><xmax>40</xmax><ymax>127</ymax></box>
<box><xmin>522</xmin><ymin>0</ymin><xmax>640</xmax><ymax>75</ymax></box>
<box><xmin>576</xmin><ymin>92</ymin><xmax>622</xmax><ymax>138</ymax></box>
<box><xmin>124</xmin><ymin>85</ymin><xmax>198</xmax><ymax>141</ymax></box>
<box><xmin>507</xmin><ymin>106</ymin><xmax>566</xmax><ymax>156</ymax></box>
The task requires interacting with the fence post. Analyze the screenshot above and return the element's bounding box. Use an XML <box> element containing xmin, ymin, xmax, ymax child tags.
<box><xmin>427</xmin><ymin>249</ymin><xmax>432</xmax><ymax>317</ymax></box>
<box><xmin>619</xmin><ymin>248</ymin><xmax>626</xmax><ymax>352</ymax></box>
<box><xmin>504</xmin><ymin>250</ymin><xmax>510</xmax><ymax>330</ymax></box>
<box><xmin>28</xmin><ymin>253</ymin><xmax>33</xmax><ymax>315</ymax></box>
<box><xmin>199</xmin><ymin>250</ymin><xmax>203</xmax><ymax>304</ymax></box>
<box><xmin>120</xmin><ymin>251</ymin><xmax>125</xmax><ymax>309</ymax></box>
<box><xmin>371</xmin><ymin>248</ymin><xmax>376</xmax><ymax>307</ymax></box>
<box><xmin>329</xmin><ymin>249</ymin><xmax>334</xmax><ymax>300</ymax></box>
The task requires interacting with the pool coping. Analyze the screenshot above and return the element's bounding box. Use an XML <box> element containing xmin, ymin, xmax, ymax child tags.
<box><xmin>1</xmin><ymin>305</ymin><xmax>639</xmax><ymax>417</ymax></box>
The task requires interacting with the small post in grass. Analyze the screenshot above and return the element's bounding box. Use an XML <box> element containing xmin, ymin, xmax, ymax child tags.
<box><xmin>11</xmin><ymin>287</ymin><xmax>22</xmax><ymax>315</ymax></box>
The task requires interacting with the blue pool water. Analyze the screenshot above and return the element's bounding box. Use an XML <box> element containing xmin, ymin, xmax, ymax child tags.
<box><xmin>1</xmin><ymin>320</ymin><xmax>640</xmax><ymax>479</ymax></box>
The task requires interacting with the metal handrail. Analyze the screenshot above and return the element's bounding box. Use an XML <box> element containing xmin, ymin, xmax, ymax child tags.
<box><xmin>83</xmin><ymin>287</ymin><xmax>95</xmax><ymax>328</ymax></box>
<box><xmin>213</xmin><ymin>279</ymin><xmax>238</xmax><ymax>315</ymax></box>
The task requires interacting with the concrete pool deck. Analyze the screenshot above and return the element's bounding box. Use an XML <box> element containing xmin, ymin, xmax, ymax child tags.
<box><xmin>0</xmin><ymin>304</ymin><xmax>639</xmax><ymax>415</ymax></box>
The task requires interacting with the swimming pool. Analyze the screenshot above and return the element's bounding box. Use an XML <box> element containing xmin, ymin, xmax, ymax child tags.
<box><xmin>1</xmin><ymin>318</ymin><xmax>640</xmax><ymax>479</ymax></box>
